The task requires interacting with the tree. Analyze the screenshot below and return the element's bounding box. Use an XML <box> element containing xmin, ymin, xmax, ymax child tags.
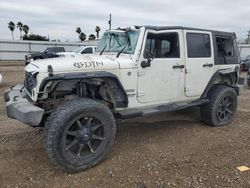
<box><xmin>79</xmin><ymin>32</ymin><xmax>86</xmax><ymax>41</ymax></box>
<box><xmin>23</xmin><ymin>34</ymin><xmax>49</xmax><ymax>41</ymax></box>
<box><xmin>23</xmin><ymin>25</ymin><xmax>29</xmax><ymax>36</ymax></box>
<box><xmin>8</xmin><ymin>21</ymin><xmax>15</xmax><ymax>40</ymax></box>
<box><xmin>76</xmin><ymin>27</ymin><xmax>86</xmax><ymax>41</ymax></box>
<box><xmin>95</xmin><ymin>26</ymin><xmax>101</xmax><ymax>38</ymax></box>
<box><xmin>76</xmin><ymin>27</ymin><xmax>81</xmax><ymax>36</ymax></box>
<box><xmin>88</xmin><ymin>34</ymin><xmax>96</xmax><ymax>40</ymax></box>
<box><xmin>16</xmin><ymin>22</ymin><xmax>23</xmax><ymax>39</ymax></box>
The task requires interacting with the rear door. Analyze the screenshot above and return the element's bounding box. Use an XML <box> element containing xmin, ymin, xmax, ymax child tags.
<box><xmin>184</xmin><ymin>31</ymin><xmax>215</xmax><ymax>97</ymax></box>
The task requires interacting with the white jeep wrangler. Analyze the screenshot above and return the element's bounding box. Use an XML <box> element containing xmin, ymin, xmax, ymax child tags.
<box><xmin>4</xmin><ymin>26</ymin><xmax>243</xmax><ymax>172</ymax></box>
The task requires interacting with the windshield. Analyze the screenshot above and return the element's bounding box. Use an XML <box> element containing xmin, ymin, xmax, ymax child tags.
<box><xmin>96</xmin><ymin>30</ymin><xmax>139</xmax><ymax>54</ymax></box>
<box><xmin>245</xmin><ymin>55</ymin><xmax>250</xmax><ymax>61</ymax></box>
<box><xmin>73</xmin><ymin>46</ymin><xmax>85</xmax><ymax>53</ymax></box>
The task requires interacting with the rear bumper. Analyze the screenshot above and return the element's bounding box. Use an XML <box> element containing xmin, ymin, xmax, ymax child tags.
<box><xmin>4</xmin><ymin>85</ymin><xmax>44</xmax><ymax>126</ymax></box>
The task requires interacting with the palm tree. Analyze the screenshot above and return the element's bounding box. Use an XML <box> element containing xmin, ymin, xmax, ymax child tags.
<box><xmin>79</xmin><ymin>32</ymin><xmax>86</xmax><ymax>41</ymax></box>
<box><xmin>17</xmin><ymin>22</ymin><xmax>23</xmax><ymax>39</ymax></box>
<box><xmin>95</xmin><ymin>26</ymin><xmax>100</xmax><ymax>38</ymax></box>
<box><xmin>23</xmin><ymin>25</ymin><xmax>29</xmax><ymax>36</ymax></box>
<box><xmin>76</xmin><ymin>27</ymin><xmax>81</xmax><ymax>36</ymax></box>
<box><xmin>89</xmin><ymin>34</ymin><xmax>96</xmax><ymax>40</ymax></box>
<box><xmin>8</xmin><ymin>21</ymin><xmax>15</xmax><ymax>40</ymax></box>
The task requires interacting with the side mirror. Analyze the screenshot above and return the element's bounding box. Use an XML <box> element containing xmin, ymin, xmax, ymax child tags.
<box><xmin>141</xmin><ymin>51</ymin><xmax>154</xmax><ymax>68</ymax></box>
<box><xmin>141</xmin><ymin>60</ymin><xmax>151</xmax><ymax>68</ymax></box>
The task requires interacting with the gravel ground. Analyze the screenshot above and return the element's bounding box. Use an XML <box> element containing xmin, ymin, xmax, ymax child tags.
<box><xmin>0</xmin><ymin>65</ymin><xmax>249</xmax><ymax>188</ymax></box>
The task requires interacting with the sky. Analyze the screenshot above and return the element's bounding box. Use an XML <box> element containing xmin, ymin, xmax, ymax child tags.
<box><xmin>0</xmin><ymin>0</ymin><xmax>249</xmax><ymax>42</ymax></box>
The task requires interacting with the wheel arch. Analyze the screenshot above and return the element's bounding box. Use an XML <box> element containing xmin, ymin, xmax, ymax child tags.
<box><xmin>201</xmin><ymin>69</ymin><xmax>239</xmax><ymax>99</ymax></box>
<box><xmin>38</xmin><ymin>71</ymin><xmax>128</xmax><ymax>108</ymax></box>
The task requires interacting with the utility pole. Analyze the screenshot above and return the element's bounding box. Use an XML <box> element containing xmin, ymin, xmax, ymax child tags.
<box><xmin>108</xmin><ymin>14</ymin><xmax>112</xmax><ymax>30</ymax></box>
<box><xmin>247</xmin><ymin>30</ymin><xmax>250</xmax><ymax>44</ymax></box>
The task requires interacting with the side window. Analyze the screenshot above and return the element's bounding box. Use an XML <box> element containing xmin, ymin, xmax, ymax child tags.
<box><xmin>81</xmin><ymin>47</ymin><xmax>93</xmax><ymax>54</ymax></box>
<box><xmin>56</xmin><ymin>48</ymin><xmax>63</xmax><ymax>52</ymax></box>
<box><xmin>47</xmin><ymin>48</ymin><xmax>53</xmax><ymax>52</ymax></box>
<box><xmin>144</xmin><ymin>32</ymin><xmax>180</xmax><ymax>58</ymax></box>
<box><xmin>216</xmin><ymin>37</ymin><xmax>234</xmax><ymax>57</ymax></box>
<box><xmin>186</xmin><ymin>33</ymin><xmax>211</xmax><ymax>58</ymax></box>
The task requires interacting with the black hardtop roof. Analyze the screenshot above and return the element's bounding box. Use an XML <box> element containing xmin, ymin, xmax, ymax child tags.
<box><xmin>136</xmin><ymin>26</ymin><xmax>236</xmax><ymax>37</ymax></box>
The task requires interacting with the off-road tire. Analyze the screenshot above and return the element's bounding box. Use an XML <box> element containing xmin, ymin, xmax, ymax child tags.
<box><xmin>43</xmin><ymin>98</ymin><xmax>116</xmax><ymax>172</ymax></box>
<box><xmin>200</xmin><ymin>85</ymin><xmax>237</xmax><ymax>127</ymax></box>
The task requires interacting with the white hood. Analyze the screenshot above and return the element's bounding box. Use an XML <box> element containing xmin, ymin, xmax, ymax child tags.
<box><xmin>25</xmin><ymin>54</ymin><xmax>133</xmax><ymax>74</ymax></box>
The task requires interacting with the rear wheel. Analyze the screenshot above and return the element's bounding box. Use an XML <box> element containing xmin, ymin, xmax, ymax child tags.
<box><xmin>43</xmin><ymin>98</ymin><xmax>116</xmax><ymax>172</ymax></box>
<box><xmin>200</xmin><ymin>85</ymin><xmax>237</xmax><ymax>127</ymax></box>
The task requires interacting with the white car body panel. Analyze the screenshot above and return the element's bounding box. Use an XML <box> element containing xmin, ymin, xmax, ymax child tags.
<box><xmin>184</xmin><ymin>30</ymin><xmax>215</xmax><ymax>97</ymax></box>
<box><xmin>137</xmin><ymin>29</ymin><xmax>186</xmax><ymax>104</ymax></box>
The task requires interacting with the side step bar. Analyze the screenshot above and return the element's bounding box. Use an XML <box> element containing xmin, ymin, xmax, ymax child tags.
<box><xmin>119</xmin><ymin>99</ymin><xmax>209</xmax><ymax>119</ymax></box>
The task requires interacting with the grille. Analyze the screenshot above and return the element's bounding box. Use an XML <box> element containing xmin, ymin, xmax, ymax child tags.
<box><xmin>24</xmin><ymin>72</ymin><xmax>37</xmax><ymax>94</ymax></box>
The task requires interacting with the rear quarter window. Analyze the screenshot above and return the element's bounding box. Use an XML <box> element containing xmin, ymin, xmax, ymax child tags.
<box><xmin>214</xmin><ymin>34</ymin><xmax>238</xmax><ymax>65</ymax></box>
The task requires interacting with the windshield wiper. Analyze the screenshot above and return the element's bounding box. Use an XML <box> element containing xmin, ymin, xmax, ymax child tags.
<box><xmin>116</xmin><ymin>33</ymin><xmax>131</xmax><ymax>58</ymax></box>
<box><xmin>99</xmin><ymin>43</ymin><xmax>107</xmax><ymax>55</ymax></box>
<box><xmin>100</xmin><ymin>34</ymin><xmax>115</xmax><ymax>55</ymax></box>
<box><xmin>116</xmin><ymin>44</ymin><xmax>128</xmax><ymax>58</ymax></box>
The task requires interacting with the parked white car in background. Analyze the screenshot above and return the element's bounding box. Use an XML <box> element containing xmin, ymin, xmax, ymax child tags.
<box><xmin>57</xmin><ymin>46</ymin><xmax>96</xmax><ymax>57</ymax></box>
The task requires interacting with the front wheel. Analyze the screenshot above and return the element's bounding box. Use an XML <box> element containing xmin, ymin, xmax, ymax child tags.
<box><xmin>43</xmin><ymin>98</ymin><xmax>116</xmax><ymax>172</ymax></box>
<box><xmin>200</xmin><ymin>85</ymin><xmax>237</xmax><ymax>127</ymax></box>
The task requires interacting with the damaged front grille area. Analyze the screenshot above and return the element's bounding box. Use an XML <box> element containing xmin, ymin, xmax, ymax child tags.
<box><xmin>24</xmin><ymin>72</ymin><xmax>37</xmax><ymax>95</ymax></box>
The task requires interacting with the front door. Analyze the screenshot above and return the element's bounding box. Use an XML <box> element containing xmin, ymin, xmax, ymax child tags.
<box><xmin>184</xmin><ymin>31</ymin><xmax>215</xmax><ymax>97</ymax></box>
<box><xmin>137</xmin><ymin>30</ymin><xmax>185</xmax><ymax>104</ymax></box>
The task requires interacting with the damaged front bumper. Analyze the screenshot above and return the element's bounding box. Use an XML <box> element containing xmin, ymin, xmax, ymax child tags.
<box><xmin>4</xmin><ymin>85</ymin><xmax>44</xmax><ymax>126</ymax></box>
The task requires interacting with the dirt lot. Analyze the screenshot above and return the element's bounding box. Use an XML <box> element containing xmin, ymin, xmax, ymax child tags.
<box><xmin>0</xmin><ymin>65</ymin><xmax>249</xmax><ymax>188</ymax></box>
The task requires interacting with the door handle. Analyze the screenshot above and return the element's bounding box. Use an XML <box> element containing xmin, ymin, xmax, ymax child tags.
<box><xmin>203</xmin><ymin>63</ymin><xmax>213</xmax><ymax>68</ymax></box>
<box><xmin>173</xmin><ymin>64</ymin><xmax>185</xmax><ymax>69</ymax></box>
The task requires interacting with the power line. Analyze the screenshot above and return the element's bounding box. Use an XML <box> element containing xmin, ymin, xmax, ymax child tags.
<box><xmin>247</xmin><ymin>30</ymin><xmax>250</xmax><ymax>44</ymax></box>
<box><xmin>108</xmin><ymin>14</ymin><xmax>112</xmax><ymax>30</ymax></box>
